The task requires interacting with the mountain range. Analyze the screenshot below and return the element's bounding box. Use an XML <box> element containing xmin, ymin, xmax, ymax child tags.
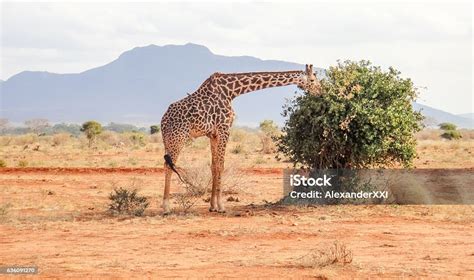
<box><xmin>1</xmin><ymin>43</ymin><xmax>472</xmax><ymax>128</ymax></box>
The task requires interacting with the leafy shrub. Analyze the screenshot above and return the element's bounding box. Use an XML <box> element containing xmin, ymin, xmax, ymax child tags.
<box><xmin>439</xmin><ymin>122</ymin><xmax>457</xmax><ymax>131</ymax></box>
<box><xmin>441</xmin><ymin>130</ymin><xmax>462</xmax><ymax>140</ymax></box>
<box><xmin>277</xmin><ymin>60</ymin><xmax>423</xmax><ymax>169</ymax></box>
<box><xmin>128</xmin><ymin>132</ymin><xmax>147</xmax><ymax>146</ymax></box>
<box><xmin>108</xmin><ymin>187</ymin><xmax>149</xmax><ymax>216</ymax></box>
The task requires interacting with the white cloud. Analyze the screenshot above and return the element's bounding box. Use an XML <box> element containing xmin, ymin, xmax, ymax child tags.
<box><xmin>0</xmin><ymin>0</ymin><xmax>472</xmax><ymax>113</ymax></box>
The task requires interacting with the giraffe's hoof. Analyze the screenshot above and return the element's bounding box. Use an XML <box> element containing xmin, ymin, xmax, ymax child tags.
<box><xmin>217</xmin><ymin>210</ymin><xmax>226</xmax><ymax>214</ymax></box>
<box><xmin>209</xmin><ymin>207</ymin><xmax>218</xmax><ymax>212</ymax></box>
<box><xmin>162</xmin><ymin>211</ymin><xmax>171</xmax><ymax>216</ymax></box>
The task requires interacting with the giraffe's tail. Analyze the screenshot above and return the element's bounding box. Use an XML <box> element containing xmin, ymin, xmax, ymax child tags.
<box><xmin>164</xmin><ymin>154</ymin><xmax>185</xmax><ymax>183</ymax></box>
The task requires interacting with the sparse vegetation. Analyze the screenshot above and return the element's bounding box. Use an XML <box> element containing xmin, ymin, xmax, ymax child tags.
<box><xmin>18</xmin><ymin>160</ymin><xmax>28</xmax><ymax>167</ymax></box>
<box><xmin>0</xmin><ymin>159</ymin><xmax>6</xmax><ymax>168</ymax></box>
<box><xmin>108</xmin><ymin>187</ymin><xmax>149</xmax><ymax>216</ymax></box>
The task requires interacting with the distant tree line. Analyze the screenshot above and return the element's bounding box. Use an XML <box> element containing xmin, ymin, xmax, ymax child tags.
<box><xmin>0</xmin><ymin>118</ymin><xmax>159</xmax><ymax>136</ymax></box>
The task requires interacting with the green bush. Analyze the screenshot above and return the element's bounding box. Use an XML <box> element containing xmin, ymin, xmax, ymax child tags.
<box><xmin>277</xmin><ymin>60</ymin><xmax>423</xmax><ymax>169</ymax></box>
<box><xmin>150</xmin><ymin>125</ymin><xmax>160</xmax><ymax>135</ymax></box>
<box><xmin>438</xmin><ymin>122</ymin><xmax>457</xmax><ymax>131</ymax></box>
<box><xmin>108</xmin><ymin>187</ymin><xmax>149</xmax><ymax>216</ymax></box>
<box><xmin>441</xmin><ymin>130</ymin><xmax>462</xmax><ymax>140</ymax></box>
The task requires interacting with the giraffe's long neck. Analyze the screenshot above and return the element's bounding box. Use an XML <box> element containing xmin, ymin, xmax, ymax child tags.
<box><xmin>216</xmin><ymin>71</ymin><xmax>304</xmax><ymax>99</ymax></box>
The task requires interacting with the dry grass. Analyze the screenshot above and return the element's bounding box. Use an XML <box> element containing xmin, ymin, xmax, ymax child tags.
<box><xmin>299</xmin><ymin>241</ymin><xmax>353</xmax><ymax>268</ymax></box>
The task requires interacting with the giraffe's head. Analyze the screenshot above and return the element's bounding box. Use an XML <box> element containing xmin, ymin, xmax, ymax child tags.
<box><xmin>297</xmin><ymin>64</ymin><xmax>321</xmax><ymax>94</ymax></box>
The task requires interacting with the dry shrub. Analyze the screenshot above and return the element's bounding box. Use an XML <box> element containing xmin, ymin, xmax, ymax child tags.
<box><xmin>260</xmin><ymin>134</ymin><xmax>276</xmax><ymax>154</ymax></box>
<box><xmin>416</xmin><ymin>129</ymin><xmax>441</xmax><ymax>141</ymax></box>
<box><xmin>231</xmin><ymin>144</ymin><xmax>244</xmax><ymax>154</ymax></box>
<box><xmin>458</xmin><ymin>129</ymin><xmax>474</xmax><ymax>140</ymax></box>
<box><xmin>149</xmin><ymin>134</ymin><xmax>162</xmax><ymax>143</ymax></box>
<box><xmin>300</xmin><ymin>241</ymin><xmax>353</xmax><ymax>268</ymax></box>
<box><xmin>230</xmin><ymin>128</ymin><xmax>247</xmax><ymax>142</ymax></box>
<box><xmin>108</xmin><ymin>181</ymin><xmax>149</xmax><ymax>217</ymax></box>
<box><xmin>13</xmin><ymin>133</ymin><xmax>38</xmax><ymax>145</ymax></box>
<box><xmin>52</xmin><ymin>133</ymin><xmax>71</xmax><ymax>146</ymax></box>
<box><xmin>99</xmin><ymin>131</ymin><xmax>122</xmax><ymax>146</ymax></box>
<box><xmin>174</xmin><ymin>161</ymin><xmax>246</xmax><ymax>212</ymax></box>
<box><xmin>0</xmin><ymin>136</ymin><xmax>13</xmax><ymax>146</ymax></box>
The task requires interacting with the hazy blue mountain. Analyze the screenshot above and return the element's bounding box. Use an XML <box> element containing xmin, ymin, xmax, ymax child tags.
<box><xmin>457</xmin><ymin>113</ymin><xmax>474</xmax><ymax>120</ymax></box>
<box><xmin>1</xmin><ymin>43</ymin><xmax>310</xmax><ymax>126</ymax></box>
<box><xmin>413</xmin><ymin>103</ymin><xmax>473</xmax><ymax>128</ymax></box>
<box><xmin>1</xmin><ymin>43</ymin><xmax>472</xmax><ymax>128</ymax></box>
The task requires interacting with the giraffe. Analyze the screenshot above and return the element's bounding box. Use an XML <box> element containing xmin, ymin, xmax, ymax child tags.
<box><xmin>160</xmin><ymin>64</ymin><xmax>321</xmax><ymax>214</ymax></box>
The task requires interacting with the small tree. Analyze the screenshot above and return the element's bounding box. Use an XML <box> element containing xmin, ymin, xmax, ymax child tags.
<box><xmin>277</xmin><ymin>60</ymin><xmax>423</xmax><ymax>169</ymax></box>
<box><xmin>81</xmin><ymin>121</ymin><xmax>102</xmax><ymax>147</ymax></box>
<box><xmin>25</xmin><ymin>118</ymin><xmax>50</xmax><ymax>135</ymax></box>
<box><xmin>150</xmin><ymin>125</ymin><xmax>160</xmax><ymax>135</ymax></box>
<box><xmin>439</xmin><ymin>122</ymin><xmax>457</xmax><ymax>131</ymax></box>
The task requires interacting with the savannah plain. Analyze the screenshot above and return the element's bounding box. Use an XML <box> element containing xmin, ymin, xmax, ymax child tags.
<box><xmin>1</xmin><ymin>128</ymin><xmax>473</xmax><ymax>278</ymax></box>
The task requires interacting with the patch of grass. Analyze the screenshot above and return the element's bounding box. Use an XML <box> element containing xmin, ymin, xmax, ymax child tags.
<box><xmin>17</xmin><ymin>160</ymin><xmax>28</xmax><ymax>167</ymax></box>
<box><xmin>0</xmin><ymin>159</ymin><xmax>6</xmax><ymax>168</ymax></box>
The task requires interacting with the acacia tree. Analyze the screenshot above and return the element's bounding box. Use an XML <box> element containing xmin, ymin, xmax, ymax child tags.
<box><xmin>276</xmin><ymin>60</ymin><xmax>423</xmax><ymax>169</ymax></box>
<box><xmin>81</xmin><ymin>121</ymin><xmax>103</xmax><ymax>147</ymax></box>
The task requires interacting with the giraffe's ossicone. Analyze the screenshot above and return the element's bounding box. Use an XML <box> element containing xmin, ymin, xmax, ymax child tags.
<box><xmin>160</xmin><ymin>64</ymin><xmax>321</xmax><ymax>214</ymax></box>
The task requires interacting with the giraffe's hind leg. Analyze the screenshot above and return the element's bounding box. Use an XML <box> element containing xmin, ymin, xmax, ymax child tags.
<box><xmin>162</xmin><ymin>131</ymin><xmax>187</xmax><ymax>215</ymax></box>
<box><xmin>209</xmin><ymin>131</ymin><xmax>229</xmax><ymax>213</ymax></box>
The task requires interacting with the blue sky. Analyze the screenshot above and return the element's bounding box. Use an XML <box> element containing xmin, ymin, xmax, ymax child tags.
<box><xmin>1</xmin><ymin>0</ymin><xmax>472</xmax><ymax>114</ymax></box>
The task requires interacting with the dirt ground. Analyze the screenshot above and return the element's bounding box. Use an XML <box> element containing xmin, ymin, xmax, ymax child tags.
<box><xmin>1</xmin><ymin>166</ymin><xmax>473</xmax><ymax>279</ymax></box>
